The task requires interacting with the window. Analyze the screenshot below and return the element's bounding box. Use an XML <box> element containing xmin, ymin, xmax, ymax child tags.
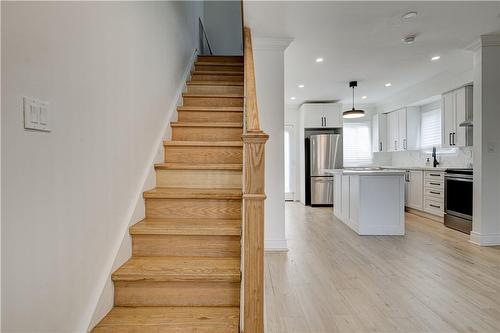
<box><xmin>421</xmin><ymin>108</ymin><xmax>441</xmax><ymax>148</ymax></box>
<box><xmin>343</xmin><ymin>121</ymin><xmax>372</xmax><ymax>166</ymax></box>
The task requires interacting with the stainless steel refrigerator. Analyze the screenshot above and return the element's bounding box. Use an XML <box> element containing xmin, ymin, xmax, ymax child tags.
<box><xmin>309</xmin><ymin>134</ymin><xmax>343</xmax><ymax>206</ymax></box>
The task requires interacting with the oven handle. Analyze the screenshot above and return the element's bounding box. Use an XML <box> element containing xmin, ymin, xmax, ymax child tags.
<box><xmin>445</xmin><ymin>176</ymin><xmax>473</xmax><ymax>182</ymax></box>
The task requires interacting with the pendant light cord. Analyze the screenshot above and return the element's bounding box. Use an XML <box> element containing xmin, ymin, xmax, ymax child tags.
<box><xmin>352</xmin><ymin>86</ymin><xmax>355</xmax><ymax>109</ymax></box>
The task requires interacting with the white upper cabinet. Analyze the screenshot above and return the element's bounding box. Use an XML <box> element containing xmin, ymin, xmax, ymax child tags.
<box><xmin>301</xmin><ymin>103</ymin><xmax>342</xmax><ymax>128</ymax></box>
<box><xmin>441</xmin><ymin>85</ymin><xmax>473</xmax><ymax>148</ymax></box>
<box><xmin>398</xmin><ymin>108</ymin><xmax>407</xmax><ymax>150</ymax></box>
<box><xmin>385</xmin><ymin>107</ymin><xmax>420</xmax><ymax>152</ymax></box>
<box><xmin>371</xmin><ymin>113</ymin><xmax>387</xmax><ymax>152</ymax></box>
<box><xmin>387</xmin><ymin>111</ymin><xmax>398</xmax><ymax>152</ymax></box>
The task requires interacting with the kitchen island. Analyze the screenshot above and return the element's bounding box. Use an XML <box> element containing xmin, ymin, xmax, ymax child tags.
<box><xmin>325</xmin><ymin>169</ymin><xmax>406</xmax><ymax>235</ymax></box>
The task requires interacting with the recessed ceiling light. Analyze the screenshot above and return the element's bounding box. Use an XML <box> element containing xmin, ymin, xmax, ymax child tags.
<box><xmin>290</xmin><ymin>97</ymin><xmax>296</xmax><ymax>100</ymax></box>
<box><xmin>402</xmin><ymin>35</ymin><xmax>416</xmax><ymax>44</ymax></box>
<box><xmin>362</xmin><ymin>96</ymin><xmax>368</xmax><ymax>99</ymax></box>
<box><xmin>402</xmin><ymin>11</ymin><xmax>418</xmax><ymax>19</ymax></box>
<box><xmin>316</xmin><ymin>57</ymin><xmax>324</xmax><ymax>63</ymax></box>
<box><xmin>385</xmin><ymin>83</ymin><xmax>392</xmax><ymax>87</ymax></box>
<box><xmin>298</xmin><ymin>84</ymin><xmax>305</xmax><ymax>88</ymax></box>
<box><xmin>431</xmin><ymin>56</ymin><xmax>441</xmax><ymax>61</ymax></box>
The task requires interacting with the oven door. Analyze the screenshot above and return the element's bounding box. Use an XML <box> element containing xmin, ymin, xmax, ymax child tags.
<box><xmin>444</xmin><ymin>175</ymin><xmax>473</xmax><ymax>220</ymax></box>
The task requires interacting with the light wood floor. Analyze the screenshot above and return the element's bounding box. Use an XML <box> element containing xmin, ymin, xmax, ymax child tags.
<box><xmin>264</xmin><ymin>202</ymin><xmax>500</xmax><ymax>333</ymax></box>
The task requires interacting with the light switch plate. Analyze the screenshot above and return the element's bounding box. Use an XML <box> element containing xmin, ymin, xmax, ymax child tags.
<box><xmin>23</xmin><ymin>97</ymin><xmax>50</xmax><ymax>132</ymax></box>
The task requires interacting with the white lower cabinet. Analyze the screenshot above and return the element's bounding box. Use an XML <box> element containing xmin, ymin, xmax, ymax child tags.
<box><xmin>333</xmin><ymin>173</ymin><xmax>405</xmax><ymax>235</ymax></box>
<box><xmin>423</xmin><ymin>171</ymin><xmax>444</xmax><ymax>217</ymax></box>
<box><xmin>406</xmin><ymin>170</ymin><xmax>423</xmax><ymax>210</ymax></box>
<box><xmin>404</xmin><ymin>170</ymin><xmax>444</xmax><ymax>218</ymax></box>
<box><xmin>333</xmin><ymin>174</ymin><xmax>342</xmax><ymax>216</ymax></box>
<box><xmin>341</xmin><ymin>175</ymin><xmax>350</xmax><ymax>221</ymax></box>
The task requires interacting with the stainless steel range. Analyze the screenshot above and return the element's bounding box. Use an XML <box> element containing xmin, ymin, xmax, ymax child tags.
<box><xmin>444</xmin><ymin>168</ymin><xmax>473</xmax><ymax>234</ymax></box>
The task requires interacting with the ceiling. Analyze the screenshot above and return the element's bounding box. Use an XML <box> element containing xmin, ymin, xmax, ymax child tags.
<box><xmin>244</xmin><ymin>1</ymin><xmax>500</xmax><ymax>106</ymax></box>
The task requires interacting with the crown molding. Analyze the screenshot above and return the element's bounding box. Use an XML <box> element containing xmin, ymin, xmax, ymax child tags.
<box><xmin>481</xmin><ymin>34</ymin><xmax>500</xmax><ymax>47</ymax></box>
<box><xmin>252</xmin><ymin>36</ymin><xmax>294</xmax><ymax>51</ymax></box>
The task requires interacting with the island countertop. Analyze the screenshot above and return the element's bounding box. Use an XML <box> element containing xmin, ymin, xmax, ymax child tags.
<box><xmin>323</xmin><ymin>168</ymin><xmax>406</xmax><ymax>176</ymax></box>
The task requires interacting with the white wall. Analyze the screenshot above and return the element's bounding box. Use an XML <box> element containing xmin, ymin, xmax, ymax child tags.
<box><xmin>0</xmin><ymin>2</ymin><xmax>2</xmax><ymax>328</ymax></box>
<box><xmin>471</xmin><ymin>35</ymin><xmax>500</xmax><ymax>246</ymax></box>
<box><xmin>285</xmin><ymin>105</ymin><xmax>300</xmax><ymax>201</ymax></box>
<box><xmin>1</xmin><ymin>2</ymin><xmax>204</xmax><ymax>332</ymax></box>
<box><xmin>252</xmin><ymin>36</ymin><xmax>292</xmax><ymax>251</ymax></box>
<box><xmin>204</xmin><ymin>1</ymin><xmax>242</xmax><ymax>55</ymax></box>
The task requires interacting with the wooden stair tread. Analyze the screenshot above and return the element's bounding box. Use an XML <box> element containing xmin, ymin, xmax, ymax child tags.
<box><xmin>177</xmin><ymin>106</ymin><xmax>243</xmax><ymax>112</ymax></box>
<box><xmin>164</xmin><ymin>140</ymin><xmax>243</xmax><ymax>147</ymax></box>
<box><xmin>155</xmin><ymin>163</ymin><xmax>242</xmax><ymax>170</ymax></box>
<box><xmin>112</xmin><ymin>257</ymin><xmax>241</xmax><ymax>282</ymax></box>
<box><xmin>192</xmin><ymin>71</ymin><xmax>243</xmax><ymax>75</ymax></box>
<box><xmin>182</xmin><ymin>93</ymin><xmax>243</xmax><ymax>98</ymax></box>
<box><xmin>130</xmin><ymin>218</ymin><xmax>241</xmax><ymax>236</ymax></box>
<box><xmin>170</xmin><ymin>122</ymin><xmax>243</xmax><ymax>128</ymax></box>
<box><xmin>195</xmin><ymin>61</ymin><xmax>243</xmax><ymax>66</ymax></box>
<box><xmin>187</xmin><ymin>81</ymin><xmax>244</xmax><ymax>86</ymax></box>
<box><xmin>144</xmin><ymin>187</ymin><xmax>242</xmax><ymax>199</ymax></box>
<box><xmin>93</xmin><ymin>306</ymin><xmax>239</xmax><ymax>332</ymax></box>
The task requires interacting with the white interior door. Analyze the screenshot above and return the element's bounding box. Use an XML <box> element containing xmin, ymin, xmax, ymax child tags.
<box><xmin>284</xmin><ymin>125</ymin><xmax>295</xmax><ymax>201</ymax></box>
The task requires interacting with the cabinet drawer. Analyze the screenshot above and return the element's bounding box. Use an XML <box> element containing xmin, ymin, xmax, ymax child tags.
<box><xmin>424</xmin><ymin>187</ymin><xmax>444</xmax><ymax>199</ymax></box>
<box><xmin>424</xmin><ymin>198</ymin><xmax>444</xmax><ymax>216</ymax></box>
<box><xmin>424</xmin><ymin>179</ymin><xmax>444</xmax><ymax>190</ymax></box>
<box><xmin>424</xmin><ymin>171</ymin><xmax>444</xmax><ymax>181</ymax></box>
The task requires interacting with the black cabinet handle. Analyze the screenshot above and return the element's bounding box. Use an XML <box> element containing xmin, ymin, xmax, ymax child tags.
<box><xmin>452</xmin><ymin>132</ymin><xmax>456</xmax><ymax>146</ymax></box>
<box><xmin>430</xmin><ymin>174</ymin><xmax>440</xmax><ymax>176</ymax></box>
<box><xmin>430</xmin><ymin>182</ymin><xmax>441</xmax><ymax>186</ymax></box>
<box><xmin>430</xmin><ymin>191</ymin><xmax>440</xmax><ymax>195</ymax></box>
<box><xmin>429</xmin><ymin>204</ymin><xmax>441</xmax><ymax>209</ymax></box>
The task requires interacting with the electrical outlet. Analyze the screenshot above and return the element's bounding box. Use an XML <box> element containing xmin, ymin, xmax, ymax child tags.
<box><xmin>487</xmin><ymin>141</ymin><xmax>497</xmax><ymax>154</ymax></box>
<box><xmin>23</xmin><ymin>97</ymin><xmax>50</xmax><ymax>132</ymax></box>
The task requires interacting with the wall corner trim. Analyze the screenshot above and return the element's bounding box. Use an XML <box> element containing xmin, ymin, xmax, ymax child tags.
<box><xmin>81</xmin><ymin>48</ymin><xmax>198</xmax><ymax>333</ymax></box>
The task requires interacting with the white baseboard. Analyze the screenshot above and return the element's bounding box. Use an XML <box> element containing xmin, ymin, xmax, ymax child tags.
<box><xmin>83</xmin><ymin>49</ymin><xmax>198</xmax><ymax>332</ymax></box>
<box><xmin>265</xmin><ymin>240</ymin><xmax>288</xmax><ymax>252</ymax></box>
<box><xmin>469</xmin><ymin>231</ymin><xmax>500</xmax><ymax>246</ymax></box>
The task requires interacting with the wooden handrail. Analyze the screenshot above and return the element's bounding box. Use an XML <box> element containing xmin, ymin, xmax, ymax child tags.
<box><xmin>243</xmin><ymin>27</ymin><xmax>262</xmax><ymax>133</ymax></box>
<box><xmin>241</xmin><ymin>26</ymin><xmax>268</xmax><ymax>333</ymax></box>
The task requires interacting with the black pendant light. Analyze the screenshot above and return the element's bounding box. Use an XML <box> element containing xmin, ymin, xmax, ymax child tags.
<box><xmin>343</xmin><ymin>81</ymin><xmax>365</xmax><ymax>119</ymax></box>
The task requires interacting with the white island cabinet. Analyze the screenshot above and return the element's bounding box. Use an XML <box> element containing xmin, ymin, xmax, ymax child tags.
<box><xmin>328</xmin><ymin>169</ymin><xmax>406</xmax><ymax>235</ymax></box>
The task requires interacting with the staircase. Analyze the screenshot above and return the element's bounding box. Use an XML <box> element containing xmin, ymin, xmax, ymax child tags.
<box><xmin>92</xmin><ymin>55</ymin><xmax>244</xmax><ymax>333</ymax></box>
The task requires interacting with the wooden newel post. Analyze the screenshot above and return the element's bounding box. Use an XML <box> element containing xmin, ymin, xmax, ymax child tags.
<box><xmin>242</xmin><ymin>131</ymin><xmax>268</xmax><ymax>333</ymax></box>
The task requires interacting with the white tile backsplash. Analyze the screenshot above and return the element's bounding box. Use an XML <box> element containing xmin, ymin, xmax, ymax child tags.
<box><xmin>379</xmin><ymin>147</ymin><xmax>473</xmax><ymax>168</ymax></box>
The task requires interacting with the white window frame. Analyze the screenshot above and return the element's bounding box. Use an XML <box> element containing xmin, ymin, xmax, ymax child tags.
<box><xmin>343</xmin><ymin>121</ymin><xmax>373</xmax><ymax>167</ymax></box>
<box><xmin>420</xmin><ymin>107</ymin><xmax>442</xmax><ymax>149</ymax></box>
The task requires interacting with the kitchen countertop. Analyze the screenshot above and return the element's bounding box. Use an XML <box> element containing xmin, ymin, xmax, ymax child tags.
<box><xmin>323</xmin><ymin>168</ymin><xmax>406</xmax><ymax>176</ymax></box>
<box><xmin>377</xmin><ymin>165</ymin><xmax>449</xmax><ymax>171</ymax></box>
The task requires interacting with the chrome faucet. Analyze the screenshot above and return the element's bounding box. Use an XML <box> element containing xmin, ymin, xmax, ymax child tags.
<box><xmin>432</xmin><ymin>147</ymin><xmax>440</xmax><ymax>168</ymax></box>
